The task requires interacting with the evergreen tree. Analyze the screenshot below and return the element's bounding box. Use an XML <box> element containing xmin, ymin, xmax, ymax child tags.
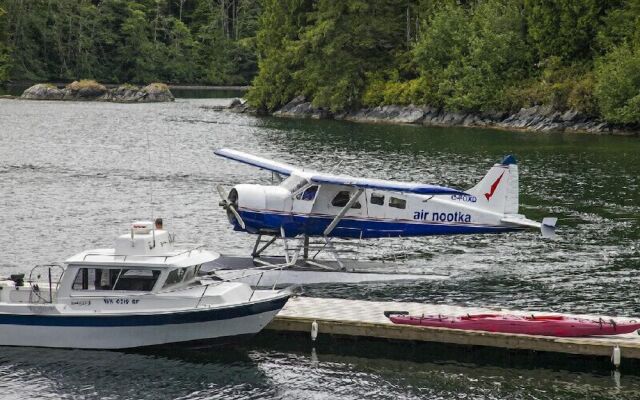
<box><xmin>0</xmin><ymin>4</ymin><xmax>10</xmax><ymax>82</ymax></box>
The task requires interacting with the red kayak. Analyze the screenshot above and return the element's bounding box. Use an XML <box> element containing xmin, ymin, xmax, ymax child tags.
<box><xmin>384</xmin><ymin>311</ymin><xmax>640</xmax><ymax>337</ymax></box>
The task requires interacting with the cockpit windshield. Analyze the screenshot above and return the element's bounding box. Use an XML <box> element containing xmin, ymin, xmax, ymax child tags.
<box><xmin>280</xmin><ymin>175</ymin><xmax>308</xmax><ymax>193</ymax></box>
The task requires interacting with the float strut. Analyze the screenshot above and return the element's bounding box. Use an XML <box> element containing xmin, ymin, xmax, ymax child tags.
<box><xmin>303</xmin><ymin>235</ymin><xmax>309</xmax><ymax>260</ymax></box>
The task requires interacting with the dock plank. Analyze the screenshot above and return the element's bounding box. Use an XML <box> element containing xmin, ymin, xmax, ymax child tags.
<box><xmin>266</xmin><ymin>297</ymin><xmax>640</xmax><ymax>359</ymax></box>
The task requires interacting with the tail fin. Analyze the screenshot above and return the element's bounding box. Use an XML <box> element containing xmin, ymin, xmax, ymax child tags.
<box><xmin>467</xmin><ymin>155</ymin><xmax>519</xmax><ymax>215</ymax></box>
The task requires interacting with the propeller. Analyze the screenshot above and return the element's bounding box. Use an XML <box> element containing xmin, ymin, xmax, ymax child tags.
<box><xmin>216</xmin><ymin>185</ymin><xmax>246</xmax><ymax>229</ymax></box>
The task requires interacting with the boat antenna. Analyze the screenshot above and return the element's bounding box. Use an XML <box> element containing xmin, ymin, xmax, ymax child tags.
<box><xmin>145</xmin><ymin>130</ymin><xmax>155</xmax><ymax>221</ymax></box>
<box><xmin>145</xmin><ymin>130</ymin><xmax>156</xmax><ymax>249</ymax></box>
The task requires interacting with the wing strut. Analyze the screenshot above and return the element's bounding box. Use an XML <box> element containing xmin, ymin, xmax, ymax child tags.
<box><xmin>323</xmin><ymin>189</ymin><xmax>364</xmax><ymax>237</ymax></box>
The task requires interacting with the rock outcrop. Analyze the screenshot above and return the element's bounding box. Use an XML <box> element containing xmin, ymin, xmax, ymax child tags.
<box><xmin>63</xmin><ymin>80</ymin><xmax>108</xmax><ymax>100</ymax></box>
<box><xmin>20</xmin><ymin>81</ymin><xmax>175</xmax><ymax>103</ymax></box>
<box><xmin>273</xmin><ymin>95</ymin><xmax>330</xmax><ymax>119</ymax></box>
<box><xmin>21</xmin><ymin>84</ymin><xmax>65</xmax><ymax>100</ymax></box>
<box><xmin>269</xmin><ymin>96</ymin><xmax>633</xmax><ymax>135</ymax></box>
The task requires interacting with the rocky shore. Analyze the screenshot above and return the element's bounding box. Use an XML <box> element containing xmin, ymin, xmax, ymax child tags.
<box><xmin>247</xmin><ymin>95</ymin><xmax>637</xmax><ymax>135</ymax></box>
<box><xmin>20</xmin><ymin>81</ymin><xmax>174</xmax><ymax>103</ymax></box>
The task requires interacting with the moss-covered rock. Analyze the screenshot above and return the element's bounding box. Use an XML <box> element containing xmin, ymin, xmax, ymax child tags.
<box><xmin>64</xmin><ymin>80</ymin><xmax>108</xmax><ymax>100</ymax></box>
<box><xmin>21</xmin><ymin>81</ymin><xmax>175</xmax><ymax>103</ymax></box>
<box><xmin>140</xmin><ymin>83</ymin><xmax>174</xmax><ymax>102</ymax></box>
<box><xmin>20</xmin><ymin>83</ymin><xmax>65</xmax><ymax>100</ymax></box>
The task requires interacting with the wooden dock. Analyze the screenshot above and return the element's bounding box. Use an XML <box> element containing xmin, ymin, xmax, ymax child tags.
<box><xmin>266</xmin><ymin>296</ymin><xmax>640</xmax><ymax>361</ymax></box>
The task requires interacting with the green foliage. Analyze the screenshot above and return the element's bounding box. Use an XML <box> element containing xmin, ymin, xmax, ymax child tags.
<box><xmin>449</xmin><ymin>0</ymin><xmax>532</xmax><ymax>111</ymax></box>
<box><xmin>0</xmin><ymin>0</ymin><xmax>261</xmax><ymax>85</ymax></box>
<box><xmin>247</xmin><ymin>0</ymin><xmax>313</xmax><ymax>111</ymax></box>
<box><xmin>595</xmin><ymin>44</ymin><xmax>640</xmax><ymax>124</ymax></box>
<box><xmin>0</xmin><ymin>5</ymin><xmax>10</xmax><ymax>82</ymax></box>
<box><xmin>362</xmin><ymin>75</ymin><xmax>433</xmax><ymax>107</ymax></box>
<box><xmin>412</xmin><ymin>0</ymin><xmax>532</xmax><ymax>112</ymax></box>
<box><xmin>524</xmin><ymin>0</ymin><xmax>610</xmax><ymax>61</ymax></box>
<box><xmin>249</xmin><ymin>0</ymin><xmax>410</xmax><ymax>112</ymax></box>
<box><xmin>2</xmin><ymin>0</ymin><xmax>639</xmax><ymax>125</ymax></box>
<box><xmin>597</xmin><ymin>1</ymin><xmax>640</xmax><ymax>51</ymax></box>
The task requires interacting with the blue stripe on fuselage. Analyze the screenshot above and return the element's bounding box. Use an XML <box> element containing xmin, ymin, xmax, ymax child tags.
<box><xmin>235</xmin><ymin>209</ymin><xmax>516</xmax><ymax>238</ymax></box>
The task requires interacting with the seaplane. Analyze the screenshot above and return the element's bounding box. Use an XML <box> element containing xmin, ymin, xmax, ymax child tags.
<box><xmin>209</xmin><ymin>148</ymin><xmax>556</xmax><ymax>284</ymax></box>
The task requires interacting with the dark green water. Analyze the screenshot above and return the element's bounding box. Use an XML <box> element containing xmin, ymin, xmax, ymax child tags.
<box><xmin>1</xmin><ymin>97</ymin><xmax>639</xmax><ymax>398</ymax></box>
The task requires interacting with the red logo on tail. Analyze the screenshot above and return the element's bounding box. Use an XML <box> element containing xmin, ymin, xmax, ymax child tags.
<box><xmin>484</xmin><ymin>172</ymin><xmax>505</xmax><ymax>201</ymax></box>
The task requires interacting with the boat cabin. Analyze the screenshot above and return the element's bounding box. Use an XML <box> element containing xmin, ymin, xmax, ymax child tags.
<box><xmin>0</xmin><ymin>221</ymin><xmax>226</xmax><ymax>306</ymax></box>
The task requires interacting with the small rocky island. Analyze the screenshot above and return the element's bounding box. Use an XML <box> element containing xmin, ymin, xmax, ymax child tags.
<box><xmin>21</xmin><ymin>80</ymin><xmax>174</xmax><ymax>103</ymax></box>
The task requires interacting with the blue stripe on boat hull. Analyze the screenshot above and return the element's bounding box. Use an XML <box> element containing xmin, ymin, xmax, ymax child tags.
<box><xmin>236</xmin><ymin>210</ymin><xmax>516</xmax><ymax>238</ymax></box>
<box><xmin>0</xmin><ymin>295</ymin><xmax>289</xmax><ymax>327</ymax></box>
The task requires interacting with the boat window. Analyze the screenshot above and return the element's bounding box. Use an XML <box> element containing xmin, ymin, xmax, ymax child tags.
<box><xmin>370</xmin><ymin>193</ymin><xmax>385</xmax><ymax>205</ymax></box>
<box><xmin>389</xmin><ymin>197</ymin><xmax>406</xmax><ymax>209</ymax></box>
<box><xmin>162</xmin><ymin>265</ymin><xmax>201</xmax><ymax>289</ymax></box>
<box><xmin>163</xmin><ymin>267</ymin><xmax>187</xmax><ymax>288</ymax></box>
<box><xmin>183</xmin><ymin>264</ymin><xmax>201</xmax><ymax>282</ymax></box>
<box><xmin>331</xmin><ymin>191</ymin><xmax>362</xmax><ymax>209</ymax></box>
<box><xmin>113</xmin><ymin>269</ymin><xmax>161</xmax><ymax>291</ymax></box>
<box><xmin>295</xmin><ymin>185</ymin><xmax>318</xmax><ymax>201</ymax></box>
<box><xmin>72</xmin><ymin>268</ymin><xmax>121</xmax><ymax>291</ymax></box>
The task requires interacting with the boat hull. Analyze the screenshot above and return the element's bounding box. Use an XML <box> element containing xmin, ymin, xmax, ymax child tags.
<box><xmin>388</xmin><ymin>314</ymin><xmax>640</xmax><ymax>337</ymax></box>
<box><xmin>0</xmin><ymin>295</ymin><xmax>289</xmax><ymax>349</ymax></box>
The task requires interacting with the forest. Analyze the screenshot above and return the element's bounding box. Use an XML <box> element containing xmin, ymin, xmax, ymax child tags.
<box><xmin>0</xmin><ymin>0</ymin><xmax>260</xmax><ymax>85</ymax></box>
<box><xmin>1</xmin><ymin>0</ymin><xmax>640</xmax><ymax>124</ymax></box>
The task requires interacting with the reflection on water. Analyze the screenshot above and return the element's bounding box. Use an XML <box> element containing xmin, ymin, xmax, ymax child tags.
<box><xmin>0</xmin><ymin>334</ymin><xmax>639</xmax><ymax>400</ymax></box>
<box><xmin>1</xmin><ymin>97</ymin><xmax>640</xmax><ymax>398</ymax></box>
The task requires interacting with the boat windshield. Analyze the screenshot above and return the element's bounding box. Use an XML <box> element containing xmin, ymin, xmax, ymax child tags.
<box><xmin>162</xmin><ymin>265</ymin><xmax>201</xmax><ymax>289</ymax></box>
<box><xmin>72</xmin><ymin>267</ymin><xmax>161</xmax><ymax>292</ymax></box>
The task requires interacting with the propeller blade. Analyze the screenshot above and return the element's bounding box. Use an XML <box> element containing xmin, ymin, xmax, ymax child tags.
<box><xmin>229</xmin><ymin>205</ymin><xmax>246</xmax><ymax>229</ymax></box>
<box><xmin>216</xmin><ymin>184</ymin><xmax>228</xmax><ymax>202</ymax></box>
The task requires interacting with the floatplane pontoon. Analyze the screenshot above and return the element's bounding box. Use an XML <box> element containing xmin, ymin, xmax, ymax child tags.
<box><xmin>210</xmin><ymin>149</ymin><xmax>556</xmax><ymax>284</ymax></box>
<box><xmin>0</xmin><ymin>221</ymin><xmax>291</xmax><ymax>349</ymax></box>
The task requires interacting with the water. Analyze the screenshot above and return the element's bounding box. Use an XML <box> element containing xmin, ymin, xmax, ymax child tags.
<box><xmin>1</xmin><ymin>97</ymin><xmax>640</xmax><ymax>398</ymax></box>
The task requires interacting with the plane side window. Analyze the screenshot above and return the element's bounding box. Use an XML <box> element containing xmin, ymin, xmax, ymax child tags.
<box><xmin>370</xmin><ymin>193</ymin><xmax>385</xmax><ymax>205</ymax></box>
<box><xmin>389</xmin><ymin>197</ymin><xmax>406</xmax><ymax>209</ymax></box>
<box><xmin>331</xmin><ymin>191</ymin><xmax>362</xmax><ymax>209</ymax></box>
<box><xmin>295</xmin><ymin>185</ymin><xmax>318</xmax><ymax>201</ymax></box>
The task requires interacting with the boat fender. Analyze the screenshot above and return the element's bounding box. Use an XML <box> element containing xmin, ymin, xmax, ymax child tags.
<box><xmin>311</xmin><ymin>320</ymin><xmax>318</xmax><ymax>341</ymax></box>
<box><xmin>612</xmin><ymin>346</ymin><xmax>621</xmax><ymax>368</ymax></box>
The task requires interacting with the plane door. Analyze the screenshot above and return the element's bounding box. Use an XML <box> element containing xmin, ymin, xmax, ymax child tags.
<box><xmin>291</xmin><ymin>185</ymin><xmax>319</xmax><ymax>215</ymax></box>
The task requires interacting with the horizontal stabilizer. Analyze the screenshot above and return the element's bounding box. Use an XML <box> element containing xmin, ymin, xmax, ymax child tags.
<box><xmin>501</xmin><ymin>215</ymin><xmax>557</xmax><ymax>238</ymax></box>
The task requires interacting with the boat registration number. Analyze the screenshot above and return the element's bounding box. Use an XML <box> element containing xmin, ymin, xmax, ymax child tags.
<box><xmin>103</xmin><ymin>298</ymin><xmax>140</xmax><ymax>305</ymax></box>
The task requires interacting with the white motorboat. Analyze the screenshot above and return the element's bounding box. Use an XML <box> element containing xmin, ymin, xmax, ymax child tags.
<box><xmin>0</xmin><ymin>221</ymin><xmax>291</xmax><ymax>349</ymax></box>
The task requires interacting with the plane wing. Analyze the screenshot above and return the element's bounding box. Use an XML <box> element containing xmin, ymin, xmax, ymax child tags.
<box><xmin>214</xmin><ymin>148</ymin><xmax>297</xmax><ymax>176</ymax></box>
<box><xmin>309</xmin><ymin>174</ymin><xmax>466</xmax><ymax>195</ymax></box>
<box><xmin>214</xmin><ymin>148</ymin><xmax>466</xmax><ymax>195</ymax></box>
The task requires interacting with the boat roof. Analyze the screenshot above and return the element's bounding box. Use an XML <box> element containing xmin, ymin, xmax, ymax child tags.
<box><xmin>65</xmin><ymin>245</ymin><xmax>220</xmax><ymax>268</ymax></box>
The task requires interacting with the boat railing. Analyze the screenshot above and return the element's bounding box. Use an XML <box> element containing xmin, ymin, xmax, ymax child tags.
<box><xmin>81</xmin><ymin>243</ymin><xmax>207</xmax><ymax>263</ymax></box>
<box><xmin>27</xmin><ymin>263</ymin><xmax>65</xmax><ymax>304</ymax></box>
<box><xmin>194</xmin><ymin>265</ymin><xmax>289</xmax><ymax>308</ymax></box>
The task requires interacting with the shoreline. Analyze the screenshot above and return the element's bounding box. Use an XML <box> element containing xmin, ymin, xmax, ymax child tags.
<box><xmin>3</xmin><ymin>81</ymin><xmax>249</xmax><ymax>91</ymax></box>
<box><xmin>251</xmin><ymin>96</ymin><xmax>639</xmax><ymax>137</ymax></box>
